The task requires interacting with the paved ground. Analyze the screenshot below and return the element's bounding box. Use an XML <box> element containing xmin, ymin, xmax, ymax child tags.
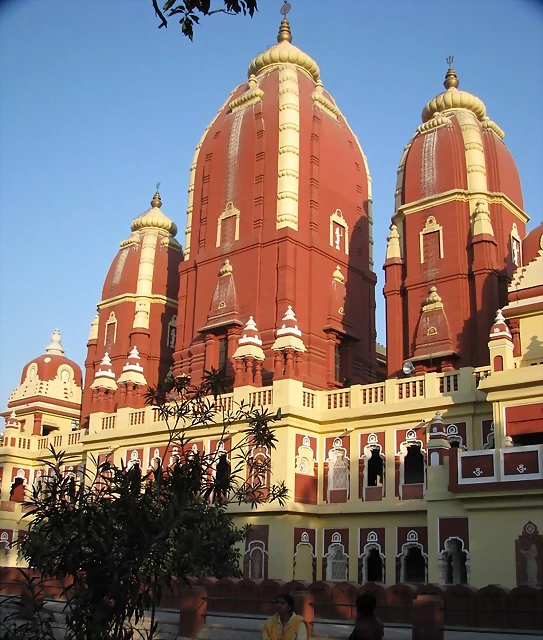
<box><xmin>206</xmin><ymin>614</ymin><xmax>543</xmax><ymax>639</ymax></box>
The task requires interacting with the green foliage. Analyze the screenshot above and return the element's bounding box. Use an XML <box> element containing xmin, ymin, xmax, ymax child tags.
<box><xmin>16</xmin><ymin>370</ymin><xmax>287</xmax><ymax>639</ymax></box>
<box><xmin>0</xmin><ymin>570</ymin><xmax>56</xmax><ymax>639</ymax></box>
<box><xmin>152</xmin><ymin>0</ymin><xmax>259</xmax><ymax>39</ymax></box>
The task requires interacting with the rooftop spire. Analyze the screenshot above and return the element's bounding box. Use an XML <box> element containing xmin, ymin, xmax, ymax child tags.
<box><xmin>277</xmin><ymin>1</ymin><xmax>292</xmax><ymax>43</ymax></box>
<box><xmin>45</xmin><ymin>329</ymin><xmax>65</xmax><ymax>355</ymax></box>
<box><xmin>444</xmin><ymin>56</ymin><xmax>459</xmax><ymax>89</ymax></box>
<box><xmin>151</xmin><ymin>182</ymin><xmax>162</xmax><ymax>208</ymax></box>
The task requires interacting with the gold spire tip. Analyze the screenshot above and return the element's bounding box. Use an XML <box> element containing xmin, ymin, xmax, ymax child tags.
<box><xmin>278</xmin><ymin>1</ymin><xmax>292</xmax><ymax>43</ymax></box>
<box><xmin>444</xmin><ymin>56</ymin><xmax>459</xmax><ymax>89</ymax></box>
<box><xmin>151</xmin><ymin>182</ymin><xmax>162</xmax><ymax>208</ymax></box>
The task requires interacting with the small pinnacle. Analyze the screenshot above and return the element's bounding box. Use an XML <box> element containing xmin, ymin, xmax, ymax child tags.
<box><xmin>444</xmin><ymin>66</ymin><xmax>459</xmax><ymax>90</ymax></box>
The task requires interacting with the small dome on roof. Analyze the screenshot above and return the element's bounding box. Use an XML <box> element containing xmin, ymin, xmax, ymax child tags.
<box><xmin>8</xmin><ymin>330</ymin><xmax>83</xmax><ymax>409</ymax></box>
<box><xmin>522</xmin><ymin>224</ymin><xmax>543</xmax><ymax>266</ymax></box>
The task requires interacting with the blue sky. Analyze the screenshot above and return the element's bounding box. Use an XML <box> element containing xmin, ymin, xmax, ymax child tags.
<box><xmin>0</xmin><ymin>0</ymin><xmax>542</xmax><ymax>407</ymax></box>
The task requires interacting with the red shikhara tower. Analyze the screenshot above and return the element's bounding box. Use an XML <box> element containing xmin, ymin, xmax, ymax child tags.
<box><xmin>173</xmin><ymin>16</ymin><xmax>378</xmax><ymax>389</ymax></box>
<box><xmin>384</xmin><ymin>63</ymin><xmax>529</xmax><ymax>377</ymax></box>
<box><xmin>81</xmin><ymin>190</ymin><xmax>183</xmax><ymax>421</ymax></box>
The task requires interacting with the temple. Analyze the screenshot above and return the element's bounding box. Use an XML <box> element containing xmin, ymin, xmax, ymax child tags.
<box><xmin>1</xmin><ymin>11</ymin><xmax>542</xmax><ymax>593</ymax></box>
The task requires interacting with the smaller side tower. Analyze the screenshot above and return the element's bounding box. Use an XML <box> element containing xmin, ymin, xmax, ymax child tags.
<box><xmin>385</xmin><ymin>63</ymin><xmax>530</xmax><ymax>377</ymax></box>
<box><xmin>81</xmin><ymin>190</ymin><xmax>183</xmax><ymax>421</ymax></box>
<box><xmin>0</xmin><ymin>331</ymin><xmax>83</xmax><ymax>566</ymax></box>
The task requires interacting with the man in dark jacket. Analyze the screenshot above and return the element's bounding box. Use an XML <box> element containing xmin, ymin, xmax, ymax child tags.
<box><xmin>349</xmin><ymin>593</ymin><xmax>384</xmax><ymax>640</ymax></box>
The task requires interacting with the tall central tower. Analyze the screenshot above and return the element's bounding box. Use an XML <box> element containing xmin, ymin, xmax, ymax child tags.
<box><xmin>173</xmin><ymin>13</ymin><xmax>378</xmax><ymax>389</ymax></box>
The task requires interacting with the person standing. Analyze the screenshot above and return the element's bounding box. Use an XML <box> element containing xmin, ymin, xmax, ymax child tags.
<box><xmin>349</xmin><ymin>593</ymin><xmax>384</xmax><ymax>640</ymax></box>
<box><xmin>262</xmin><ymin>593</ymin><xmax>308</xmax><ymax>640</ymax></box>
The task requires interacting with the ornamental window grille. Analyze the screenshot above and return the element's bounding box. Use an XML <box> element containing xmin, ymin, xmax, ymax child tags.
<box><xmin>326</xmin><ymin>543</ymin><xmax>349</xmax><ymax>581</ymax></box>
<box><xmin>330</xmin><ymin>453</ymin><xmax>349</xmax><ymax>490</ymax></box>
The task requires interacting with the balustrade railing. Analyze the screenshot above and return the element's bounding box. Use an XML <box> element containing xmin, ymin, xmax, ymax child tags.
<box><xmin>129</xmin><ymin>410</ymin><xmax>146</xmax><ymax>426</ymax></box>
<box><xmin>326</xmin><ymin>389</ymin><xmax>350</xmax><ymax>409</ymax></box>
<box><xmin>249</xmin><ymin>389</ymin><xmax>272</xmax><ymax>408</ymax></box>
<box><xmin>397</xmin><ymin>378</ymin><xmax>425</xmax><ymax>400</ymax></box>
<box><xmin>303</xmin><ymin>390</ymin><xmax>316</xmax><ymax>409</ymax></box>
<box><xmin>362</xmin><ymin>383</ymin><xmax>385</xmax><ymax>405</ymax></box>
<box><xmin>101</xmin><ymin>415</ymin><xmax>116</xmax><ymax>430</ymax></box>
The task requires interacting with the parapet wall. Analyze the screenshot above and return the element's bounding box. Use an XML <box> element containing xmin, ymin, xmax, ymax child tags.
<box><xmin>2</xmin><ymin>569</ymin><xmax>541</xmax><ymax>633</ymax></box>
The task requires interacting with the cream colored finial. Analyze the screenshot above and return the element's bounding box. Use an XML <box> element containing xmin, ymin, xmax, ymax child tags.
<box><xmin>151</xmin><ymin>182</ymin><xmax>162</xmax><ymax>209</ymax></box>
<box><xmin>333</xmin><ymin>265</ymin><xmax>345</xmax><ymax>284</ymax></box>
<box><xmin>385</xmin><ymin>224</ymin><xmax>402</xmax><ymax>260</ymax></box>
<box><xmin>219</xmin><ymin>258</ymin><xmax>233</xmax><ymax>277</ymax></box>
<box><xmin>278</xmin><ymin>1</ymin><xmax>292</xmax><ymax>43</ymax></box>
<box><xmin>45</xmin><ymin>329</ymin><xmax>65</xmax><ymax>355</ymax></box>
<box><xmin>422</xmin><ymin>286</ymin><xmax>443</xmax><ymax>311</ymax></box>
<box><xmin>472</xmin><ymin>199</ymin><xmax>495</xmax><ymax>238</ymax></box>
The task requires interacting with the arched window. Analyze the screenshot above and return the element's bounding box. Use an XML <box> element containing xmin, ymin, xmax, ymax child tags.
<box><xmin>294</xmin><ymin>542</ymin><xmax>314</xmax><ymax>582</ymax></box>
<box><xmin>10</xmin><ymin>469</ymin><xmax>27</xmax><ymax>502</ymax></box>
<box><xmin>246</xmin><ymin>541</ymin><xmax>266</xmax><ymax>580</ymax></box>
<box><xmin>104</xmin><ymin>312</ymin><xmax>117</xmax><ymax>350</ymax></box>
<box><xmin>404</xmin><ymin>445</ymin><xmax>425</xmax><ymax>484</ymax></box>
<box><xmin>218</xmin><ymin>337</ymin><xmax>228</xmax><ymax>374</ymax></box>
<box><xmin>326</xmin><ymin>543</ymin><xmax>349</xmax><ymax>582</ymax></box>
<box><xmin>403</xmin><ymin>546</ymin><xmax>426</xmax><ymax>583</ymax></box>
<box><xmin>334</xmin><ymin>344</ymin><xmax>342</xmax><ymax>382</ymax></box>
<box><xmin>440</xmin><ymin>538</ymin><xmax>469</xmax><ymax>585</ymax></box>
<box><xmin>493</xmin><ymin>355</ymin><xmax>504</xmax><ymax>372</ymax></box>
<box><xmin>367</xmin><ymin>448</ymin><xmax>384</xmax><ymax>487</ymax></box>
<box><xmin>366</xmin><ymin>548</ymin><xmax>384</xmax><ymax>583</ymax></box>
<box><xmin>167</xmin><ymin>316</ymin><xmax>177</xmax><ymax>348</ymax></box>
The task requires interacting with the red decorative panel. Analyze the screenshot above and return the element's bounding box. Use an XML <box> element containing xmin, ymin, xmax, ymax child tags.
<box><xmin>506</xmin><ymin>403</ymin><xmax>543</xmax><ymax>437</ymax></box>
<box><xmin>359</xmin><ymin>528</ymin><xmax>385</xmax><ymax>554</ymax></box>
<box><xmin>325</xmin><ymin>435</ymin><xmax>350</xmax><ymax>458</ymax></box>
<box><xmin>444</xmin><ymin>421</ymin><xmax>467</xmax><ymax>448</ymax></box>
<box><xmin>146</xmin><ymin>441</ymin><xmax>206</xmax><ymax>469</ymax></box>
<box><xmin>422</xmin><ymin>231</ymin><xmax>441</xmax><ymax>277</ymax></box>
<box><xmin>402</xmin><ymin>484</ymin><xmax>424</xmax><ymax>500</ymax></box>
<box><xmin>438</xmin><ymin>517</ymin><xmax>469</xmax><ymax>552</ymax></box>
<box><xmin>295</xmin><ymin>475</ymin><xmax>318</xmax><ymax>505</ymax></box>
<box><xmin>460</xmin><ymin>453</ymin><xmax>495</xmax><ymax>480</ymax></box>
<box><xmin>397</xmin><ymin>527</ymin><xmax>428</xmax><ymax>553</ymax></box>
<box><xmin>294</xmin><ymin>528</ymin><xmax>316</xmax><ymax>551</ymax></box>
<box><xmin>324</xmin><ymin>528</ymin><xmax>350</xmax><ymax>554</ymax></box>
<box><xmin>502</xmin><ymin>449</ymin><xmax>540</xmax><ymax>477</ymax></box>
<box><xmin>123</xmin><ymin>447</ymin><xmax>144</xmax><ymax>468</ymax></box>
<box><xmin>296</xmin><ymin>433</ymin><xmax>317</xmax><ymax>453</ymax></box>
<box><xmin>395</xmin><ymin>426</ymin><xmax>426</xmax><ymax>451</ymax></box>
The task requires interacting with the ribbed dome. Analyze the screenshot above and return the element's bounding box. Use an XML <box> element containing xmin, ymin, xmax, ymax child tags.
<box><xmin>8</xmin><ymin>330</ymin><xmax>83</xmax><ymax>409</ymax></box>
<box><xmin>396</xmin><ymin>66</ymin><xmax>523</xmax><ymax>210</ymax></box>
<box><xmin>421</xmin><ymin>67</ymin><xmax>504</xmax><ymax>139</ymax></box>
<box><xmin>522</xmin><ymin>223</ymin><xmax>543</xmax><ymax>266</ymax></box>
<box><xmin>131</xmin><ymin>190</ymin><xmax>178</xmax><ymax>236</ymax></box>
<box><xmin>248</xmin><ymin>17</ymin><xmax>320</xmax><ymax>83</ymax></box>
